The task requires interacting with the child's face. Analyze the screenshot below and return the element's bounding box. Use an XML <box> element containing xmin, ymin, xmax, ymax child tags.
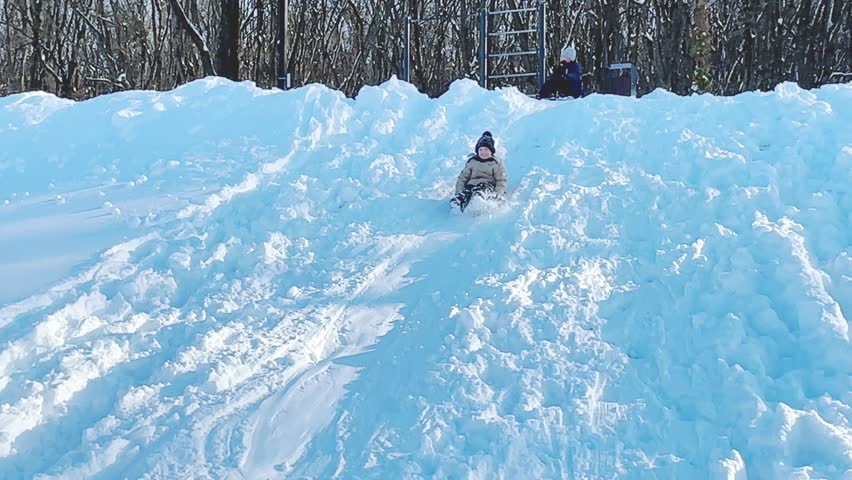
<box><xmin>478</xmin><ymin>146</ymin><xmax>492</xmax><ymax>159</ymax></box>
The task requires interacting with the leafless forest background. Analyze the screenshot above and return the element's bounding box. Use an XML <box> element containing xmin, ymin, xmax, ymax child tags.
<box><xmin>1</xmin><ymin>0</ymin><xmax>850</xmax><ymax>99</ymax></box>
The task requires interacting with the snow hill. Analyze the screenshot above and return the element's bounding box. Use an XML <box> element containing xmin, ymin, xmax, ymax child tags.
<box><xmin>1</xmin><ymin>77</ymin><xmax>850</xmax><ymax>479</ymax></box>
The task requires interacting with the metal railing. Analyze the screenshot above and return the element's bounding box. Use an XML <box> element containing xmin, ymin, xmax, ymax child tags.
<box><xmin>403</xmin><ymin>2</ymin><xmax>547</xmax><ymax>94</ymax></box>
<box><xmin>479</xmin><ymin>2</ymin><xmax>546</xmax><ymax>91</ymax></box>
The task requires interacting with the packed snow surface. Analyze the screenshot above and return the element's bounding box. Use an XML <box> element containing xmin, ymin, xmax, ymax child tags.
<box><xmin>1</xmin><ymin>77</ymin><xmax>850</xmax><ymax>479</ymax></box>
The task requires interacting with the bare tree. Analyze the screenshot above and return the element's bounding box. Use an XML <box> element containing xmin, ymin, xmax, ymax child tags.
<box><xmin>1</xmin><ymin>0</ymin><xmax>850</xmax><ymax>99</ymax></box>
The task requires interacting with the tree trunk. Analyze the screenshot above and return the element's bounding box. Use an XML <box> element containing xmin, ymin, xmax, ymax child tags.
<box><xmin>217</xmin><ymin>0</ymin><xmax>240</xmax><ymax>80</ymax></box>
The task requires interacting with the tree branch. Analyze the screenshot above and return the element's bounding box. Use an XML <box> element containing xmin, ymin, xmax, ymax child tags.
<box><xmin>167</xmin><ymin>0</ymin><xmax>215</xmax><ymax>76</ymax></box>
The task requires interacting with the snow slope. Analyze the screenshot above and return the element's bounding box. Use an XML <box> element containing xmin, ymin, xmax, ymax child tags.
<box><xmin>0</xmin><ymin>77</ymin><xmax>850</xmax><ymax>479</ymax></box>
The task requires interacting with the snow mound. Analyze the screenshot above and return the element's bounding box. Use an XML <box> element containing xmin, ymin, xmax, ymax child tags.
<box><xmin>1</xmin><ymin>78</ymin><xmax>850</xmax><ymax>479</ymax></box>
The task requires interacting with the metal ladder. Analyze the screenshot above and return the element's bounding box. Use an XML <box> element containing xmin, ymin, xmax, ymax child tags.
<box><xmin>479</xmin><ymin>2</ymin><xmax>546</xmax><ymax>93</ymax></box>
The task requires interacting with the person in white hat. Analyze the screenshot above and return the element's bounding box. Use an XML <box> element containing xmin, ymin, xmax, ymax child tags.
<box><xmin>538</xmin><ymin>43</ymin><xmax>585</xmax><ymax>99</ymax></box>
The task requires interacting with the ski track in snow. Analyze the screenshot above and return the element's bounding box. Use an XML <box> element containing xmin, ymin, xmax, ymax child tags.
<box><xmin>0</xmin><ymin>78</ymin><xmax>850</xmax><ymax>479</ymax></box>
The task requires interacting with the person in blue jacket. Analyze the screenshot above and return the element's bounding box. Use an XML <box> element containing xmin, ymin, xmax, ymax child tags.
<box><xmin>538</xmin><ymin>44</ymin><xmax>585</xmax><ymax>99</ymax></box>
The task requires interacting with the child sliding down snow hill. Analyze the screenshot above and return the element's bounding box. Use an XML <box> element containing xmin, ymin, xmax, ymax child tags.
<box><xmin>450</xmin><ymin>131</ymin><xmax>508</xmax><ymax>213</ymax></box>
